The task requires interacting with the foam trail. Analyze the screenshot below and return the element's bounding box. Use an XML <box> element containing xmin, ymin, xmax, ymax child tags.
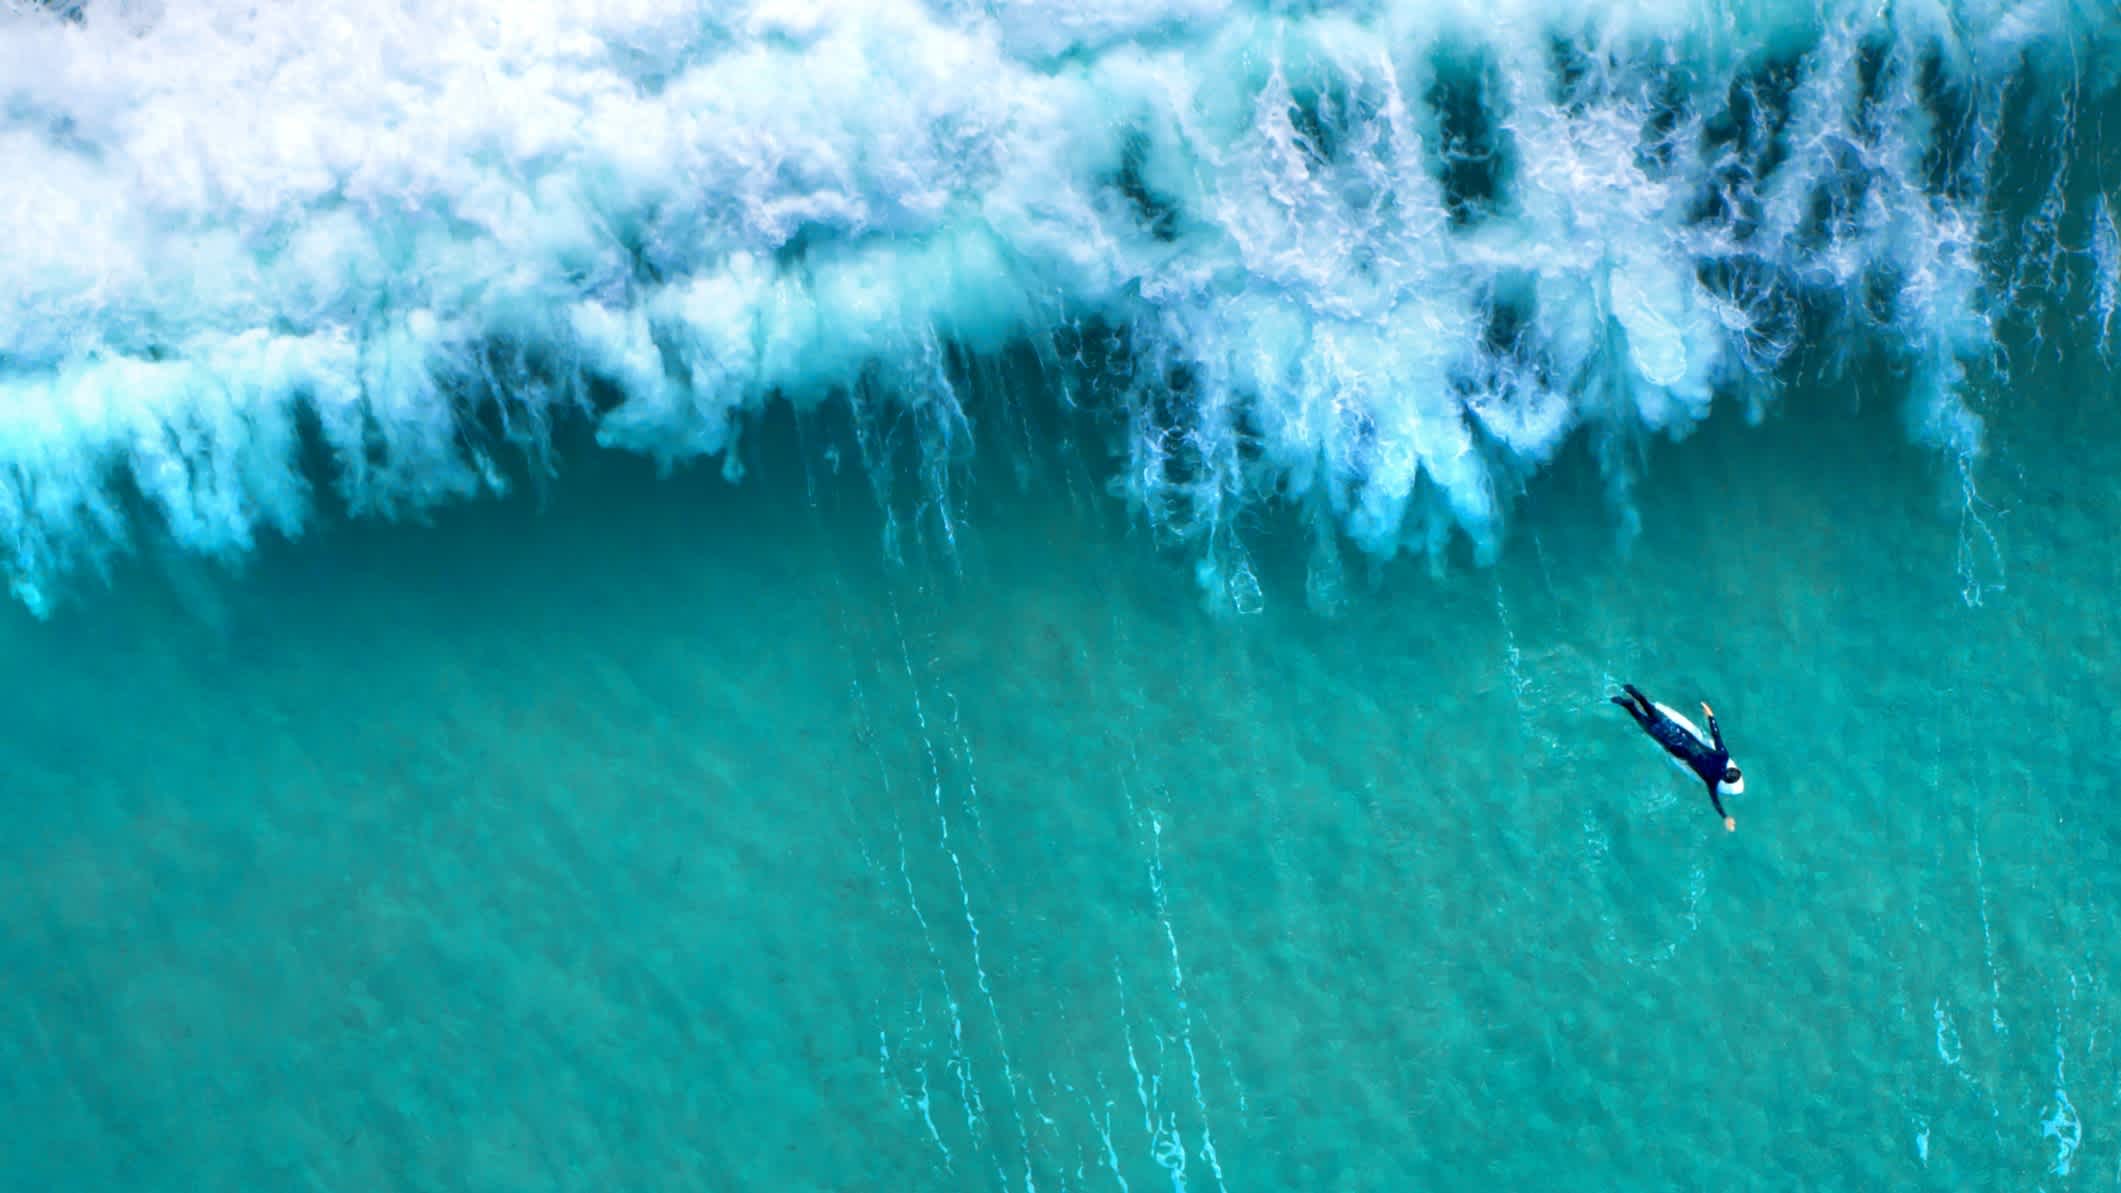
<box><xmin>1934</xmin><ymin>999</ymin><xmax>1962</xmax><ymax>1067</ymax></box>
<box><xmin>889</xmin><ymin>597</ymin><xmax>1041</xmax><ymax>1189</ymax></box>
<box><xmin>2095</xmin><ymin>195</ymin><xmax>2121</xmax><ymax>359</ymax></box>
<box><xmin>1146</xmin><ymin>814</ymin><xmax>1228</xmax><ymax>1193</ymax></box>
<box><xmin>846</xmin><ymin>643</ymin><xmax>967</xmax><ymax>1166</ymax></box>
<box><xmin>2042</xmin><ymin>982</ymin><xmax>2082</xmax><ymax>1176</ymax></box>
<box><xmin>897</xmin><ymin>839</ymin><xmax>971</xmax><ymax>1163</ymax></box>
<box><xmin>1089</xmin><ymin>1082</ymin><xmax>1131</xmax><ymax>1193</ymax></box>
<box><xmin>882</xmin><ymin>994</ymin><xmax>953</xmax><ymax>1165</ymax></box>
<box><xmin>1971</xmin><ymin>831</ymin><xmax>2005</xmax><ymax>1038</ymax></box>
<box><xmin>0</xmin><ymin>1</ymin><xmax>2113</xmax><ymax>610</ymax></box>
<box><xmin>1931</xmin><ymin>994</ymin><xmax>2008</xmax><ymax>1152</ymax></box>
<box><xmin>1114</xmin><ymin>966</ymin><xmax>1182</xmax><ymax>1193</ymax></box>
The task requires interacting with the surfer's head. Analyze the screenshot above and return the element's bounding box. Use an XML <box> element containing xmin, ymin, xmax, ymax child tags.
<box><xmin>1719</xmin><ymin>764</ymin><xmax>1744</xmax><ymax>796</ymax></box>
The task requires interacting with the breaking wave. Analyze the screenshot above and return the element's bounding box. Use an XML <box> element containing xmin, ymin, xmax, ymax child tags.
<box><xmin>0</xmin><ymin>0</ymin><xmax>2115</xmax><ymax>612</ymax></box>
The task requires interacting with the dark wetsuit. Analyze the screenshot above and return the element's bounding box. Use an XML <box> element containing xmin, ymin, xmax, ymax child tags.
<box><xmin>1612</xmin><ymin>683</ymin><xmax>1734</xmax><ymax>822</ymax></box>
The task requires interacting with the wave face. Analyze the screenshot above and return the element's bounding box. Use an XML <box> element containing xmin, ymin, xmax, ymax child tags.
<box><xmin>0</xmin><ymin>0</ymin><xmax>2113</xmax><ymax>612</ymax></box>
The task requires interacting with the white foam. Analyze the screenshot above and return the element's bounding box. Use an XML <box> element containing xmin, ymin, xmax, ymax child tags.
<box><xmin>0</xmin><ymin>0</ymin><xmax>2104</xmax><ymax>609</ymax></box>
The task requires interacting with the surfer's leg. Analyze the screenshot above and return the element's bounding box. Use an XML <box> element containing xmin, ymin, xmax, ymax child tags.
<box><xmin>1611</xmin><ymin>692</ymin><xmax>1652</xmax><ymax>729</ymax></box>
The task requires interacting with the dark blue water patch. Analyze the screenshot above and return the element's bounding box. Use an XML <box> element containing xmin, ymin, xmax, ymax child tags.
<box><xmin>1689</xmin><ymin>50</ymin><xmax>1806</xmax><ymax>240</ymax></box>
<box><xmin>13</xmin><ymin>0</ymin><xmax>85</xmax><ymax>25</ymax></box>
<box><xmin>1109</xmin><ymin>126</ymin><xmax>1182</xmax><ymax>243</ymax></box>
<box><xmin>1425</xmin><ymin>45</ymin><xmax>1513</xmax><ymax>229</ymax></box>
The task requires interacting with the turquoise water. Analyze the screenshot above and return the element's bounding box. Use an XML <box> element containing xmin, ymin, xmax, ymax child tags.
<box><xmin>9</xmin><ymin>3</ymin><xmax>2121</xmax><ymax>1190</ymax></box>
<box><xmin>5</xmin><ymin>334</ymin><xmax>2120</xmax><ymax>1190</ymax></box>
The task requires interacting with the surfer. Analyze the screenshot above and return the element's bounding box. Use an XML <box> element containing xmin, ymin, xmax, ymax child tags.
<box><xmin>1610</xmin><ymin>683</ymin><xmax>1744</xmax><ymax>831</ymax></box>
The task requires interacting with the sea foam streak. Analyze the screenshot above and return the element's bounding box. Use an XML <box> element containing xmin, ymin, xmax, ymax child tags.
<box><xmin>0</xmin><ymin>0</ymin><xmax>2109</xmax><ymax>611</ymax></box>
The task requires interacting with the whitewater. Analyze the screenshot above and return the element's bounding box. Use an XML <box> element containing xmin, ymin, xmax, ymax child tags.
<box><xmin>2</xmin><ymin>0</ymin><xmax>2114</xmax><ymax>613</ymax></box>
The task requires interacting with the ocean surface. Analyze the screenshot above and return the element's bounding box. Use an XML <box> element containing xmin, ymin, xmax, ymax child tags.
<box><xmin>5</xmin><ymin>2</ymin><xmax>2121</xmax><ymax>1190</ymax></box>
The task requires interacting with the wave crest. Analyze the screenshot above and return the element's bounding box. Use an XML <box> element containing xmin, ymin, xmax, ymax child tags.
<box><xmin>0</xmin><ymin>0</ymin><xmax>2109</xmax><ymax>611</ymax></box>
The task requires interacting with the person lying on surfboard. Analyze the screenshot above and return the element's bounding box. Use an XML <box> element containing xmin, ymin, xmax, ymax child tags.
<box><xmin>1611</xmin><ymin>683</ymin><xmax>1745</xmax><ymax>831</ymax></box>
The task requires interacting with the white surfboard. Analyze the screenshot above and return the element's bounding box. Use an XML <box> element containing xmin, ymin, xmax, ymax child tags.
<box><xmin>1654</xmin><ymin>702</ymin><xmax>1743</xmax><ymax>797</ymax></box>
<box><xmin>1654</xmin><ymin>702</ymin><xmax>1711</xmax><ymax>748</ymax></box>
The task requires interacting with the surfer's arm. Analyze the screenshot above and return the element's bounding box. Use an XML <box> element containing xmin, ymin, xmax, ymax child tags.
<box><xmin>1705</xmin><ymin>783</ymin><xmax>1736</xmax><ymax>832</ymax></box>
<box><xmin>1702</xmin><ymin>702</ymin><xmax>1724</xmax><ymax>751</ymax></box>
